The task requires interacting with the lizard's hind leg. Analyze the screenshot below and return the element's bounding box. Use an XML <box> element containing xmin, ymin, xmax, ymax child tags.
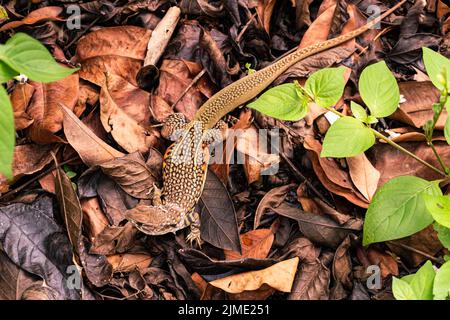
<box><xmin>185</xmin><ymin>211</ymin><xmax>203</xmax><ymax>247</ymax></box>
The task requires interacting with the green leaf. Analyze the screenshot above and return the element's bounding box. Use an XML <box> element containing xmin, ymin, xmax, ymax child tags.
<box><xmin>0</xmin><ymin>61</ymin><xmax>17</xmax><ymax>83</ymax></box>
<box><xmin>433</xmin><ymin>261</ymin><xmax>450</xmax><ymax>300</ymax></box>
<box><xmin>445</xmin><ymin>116</ymin><xmax>450</xmax><ymax>145</ymax></box>
<box><xmin>409</xmin><ymin>261</ymin><xmax>436</xmax><ymax>300</ymax></box>
<box><xmin>423</xmin><ymin>194</ymin><xmax>450</xmax><ymax>228</ymax></box>
<box><xmin>392</xmin><ymin>277</ymin><xmax>417</xmax><ymax>300</ymax></box>
<box><xmin>304</xmin><ymin>67</ymin><xmax>346</xmax><ymax>108</ymax></box>
<box><xmin>0</xmin><ymin>33</ymin><xmax>77</xmax><ymax>83</ymax></box>
<box><xmin>434</xmin><ymin>222</ymin><xmax>450</xmax><ymax>250</ymax></box>
<box><xmin>363</xmin><ymin>176</ymin><xmax>441</xmax><ymax>245</ymax></box>
<box><xmin>0</xmin><ymin>85</ymin><xmax>15</xmax><ymax>179</ymax></box>
<box><xmin>321</xmin><ymin>116</ymin><xmax>375</xmax><ymax>158</ymax></box>
<box><xmin>422</xmin><ymin>47</ymin><xmax>450</xmax><ymax>92</ymax></box>
<box><xmin>247</xmin><ymin>83</ymin><xmax>308</xmax><ymax>121</ymax></box>
<box><xmin>350</xmin><ymin>101</ymin><xmax>367</xmax><ymax>122</ymax></box>
<box><xmin>359</xmin><ymin>61</ymin><xmax>400</xmax><ymax>118</ymax></box>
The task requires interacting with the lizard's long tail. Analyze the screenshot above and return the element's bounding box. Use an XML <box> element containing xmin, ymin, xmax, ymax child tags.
<box><xmin>193</xmin><ymin>0</ymin><xmax>407</xmax><ymax>129</ymax></box>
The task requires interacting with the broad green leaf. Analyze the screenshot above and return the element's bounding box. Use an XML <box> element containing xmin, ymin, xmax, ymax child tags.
<box><xmin>434</xmin><ymin>222</ymin><xmax>450</xmax><ymax>250</ymax></box>
<box><xmin>0</xmin><ymin>33</ymin><xmax>77</xmax><ymax>83</ymax></box>
<box><xmin>363</xmin><ymin>176</ymin><xmax>441</xmax><ymax>245</ymax></box>
<box><xmin>0</xmin><ymin>61</ymin><xmax>17</xmax><ymax>83</ymax></box>
<box><xmin>350</xmin><ymin>101</ymin><xmax>367</xmax><ymax>122</ymax></box>
<box><xmin>321</xmin><ymin>116</ymin><xmax>375</xmax><ymax>158</ymax></box>
<box><xmin>423</xmin><ymin>194</ymin><xmax>450</xmax><ymax>228</ymax></box>
<box><xmin>433</xmin><ymin>261</ymin><xmax>450</xmax><ymax>300</ymax></box>
<box><xmin>247</xmin><ymin>83</ymin><xmax>308</xmax><ymax>121</ymax></box>
<box><xmin>392</xmin><ymin>277</ymin><xmax>417</xmax><ymax>300</ymax></box>
<box><xmin>409</xmin><ymin>261</ymin><xmax>436</xmax><ymax>300</ymax></box>
<box><xmin>304</xmin><ymin>67</ymin><xmax>346</xmax><ymax>108</ymax></box>
<box><xmin>445</xmin><ymin>116</ymin><xmax>450</xmax><ymax>145</ymax></box>
<box><xmin>359</xmin><ymin>61</ymin><xmax>399</xmax><ymax>118</ymax></box>
<box><xmin>422</xmin><ymin>47</ymin><xmax>450</xmax><ymax>92</ymax></box>
<box><xmin>0</xmin><ymin>85</ymin><xmax>14</xmax><ymax>179</ymax></box>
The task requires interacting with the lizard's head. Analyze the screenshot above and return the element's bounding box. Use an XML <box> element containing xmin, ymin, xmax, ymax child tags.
<box><xmin>161</xmin><ymin>113</ymin><xmax>187</xmax><ymax>141</ymax></box>
<box><xmin>125</xmin><ymin>203</ymin><xmax>188</xmax><ymax>235</ymax></box>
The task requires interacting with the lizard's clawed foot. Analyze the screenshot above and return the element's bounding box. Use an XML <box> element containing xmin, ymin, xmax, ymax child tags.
<box><xmin>186</xmin><ymin>226</ymin><xmax>203</xmax><ymax>248</ymax></box>
<box><xmin>151</xmin><ymin>183</ymin><xmax>163</xmax><ymax>206</ymax></box>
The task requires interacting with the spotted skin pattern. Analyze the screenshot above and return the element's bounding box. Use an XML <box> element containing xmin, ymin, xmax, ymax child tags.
<box><xmin>126</xmin><ymin>0</ymin><xmax>406</xmax><ymax>245</ymax></box>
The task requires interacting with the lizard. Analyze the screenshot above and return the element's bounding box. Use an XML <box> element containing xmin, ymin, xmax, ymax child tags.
<box><xmin>125</xmin><ymin>0</ymin><xmax>407</xmax><ymax>246</ymax></box>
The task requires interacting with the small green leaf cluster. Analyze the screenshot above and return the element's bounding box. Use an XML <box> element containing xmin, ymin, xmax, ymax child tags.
<box><xmin>393</xmin><ymin>260</ymin><xmax>450</xmax><ymax>300</ymax></box>
<box><xmin>0</xmin><ymin>33</ymin><xmax>77</xmax><ymax>179</ymax></box>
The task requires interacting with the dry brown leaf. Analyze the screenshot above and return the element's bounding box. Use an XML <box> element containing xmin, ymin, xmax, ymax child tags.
<box><xmin>304</xmin><ymin>136</ymin><xmax>368</xmax><ymax>207</ymax></box>
<box><xmin>0</xmin><ymin>144</ymin><xmax>59</xmax><ymax>193</ymax></box>
<box><xmin>107</xmin><ymin>253</ymin><xmax>153</xmax><ymax>273</ymax></box>
<box><xmin>61</xmin><ymin>105</ymin><xmax>124</xmax><ymax>166</ymax></box>
<box><xmin>346</xmin><ymin>154</ymin><xmax>380</xmax><ymax>202</ymax></box>
<box><xmin>103</xmin><ymin>73</ymin><xmax>151</xmax><ymax>126</ymax></box>
<box><xmin>254</xmin><ymin>184</ymin><xmax>296</xmax><ymax>229</ymax></box>
<box><xmin>288</xmin><ymin>252</ymin><xmax>332</xmax><ymax>300</ymax></box>
<box><xmin>157</xmin><ymin>59</ymin><xmax>208</xmax><ymax>120</ymax></box>
<box><xmin>367</xmin><ymin>248</ymin><xmax>399</xmax><ymax>279</ymax></box>
<box><xmin>209</xmin><ymin>257</ymin><xmax>299</xmax><ymax>294</ymax></box>
<box><xmin>391</xmin><ymin>81</ymin><xmax>443</xmax><ymax>129</ymax></box>
<box><xmin>369</xmin><ymin>141</ymin><xmax>450</xmax><ymax>186</ymax></box>
<box><xmin>100</xmin><ymin>76</ymin><xmax>156</xmax><ymax>154</ymax></box>
<box><xmin>10</xmin><ymin>83</ymin><xmax>34</xmax><ymax>130</ymax></box>
<box><xmin>0</xmin><ymin>6</ymin><xmax>63</xmax><ymax>31</ymax></box>
<box><xmin>27</xmin><ymin>74</ymin><xmax>79</xmax><ymax>144</ymax></box>
<box><xmin>99</xmin><ymin>152</ymin><xmax>157</xmax><ymax>199</ymax></box>
<box><xmin>246</xmin><ymin>0</ymin><xmax>277</xmax><ymax>33</ymax></box>
<box><xmin>81</xmin><ymin>197</ymin><xmax>109</xmax><ymax>239</ymax></box>
<box><xmin>75</xmin><ymin>26</ymin><xmax>151</xmax><ymax>86</ymax></box>
<box><xmin>224</xmin><ymin>229</ymin><xmax>274</xmax><ymax>260</ymax></box>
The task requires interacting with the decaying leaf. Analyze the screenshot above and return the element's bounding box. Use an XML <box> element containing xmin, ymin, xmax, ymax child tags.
<box><xmin>224</xmin><ymin>229</ymin><xmax>274</xmax><ymax>260</ymax></box>
<box><xmin>209</xmin><ymin>257</ymin><xmax>299</xmax><ymax>293</ymax></box>
<box><xmin>61</xmin><ymin>105</ymin><xmax>124</xmax><ymax>166</ymax></box>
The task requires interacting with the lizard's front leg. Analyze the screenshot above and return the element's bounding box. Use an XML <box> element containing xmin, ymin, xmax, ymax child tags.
<box><xmin>184</xmin><ymin>210</ymin><xmax>202</xmax><ymax>247</ymax></box>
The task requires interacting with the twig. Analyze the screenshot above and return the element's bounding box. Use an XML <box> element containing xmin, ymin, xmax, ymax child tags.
<box><xmin>171</xmin><ymin>68</ymin><xmax>207</xmax><ymax>109</ymax></box>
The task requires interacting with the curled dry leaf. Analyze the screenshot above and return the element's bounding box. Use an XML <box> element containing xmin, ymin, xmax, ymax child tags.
<box><xmin>332</xmin><ymin>236</ymin><xmax>353</xmax><ymax>293</ymax></box>
<box><xmin>10</xmin><ymin>83</ymin><xmax>34</xmax><ymax>130</ymax></box>
<box><xmin>346</xmin><ymin>153</ymin><xmax>380</xmax><ymax>202</ymax></box>
<box><xmin>107</xmin><ymin>253</ymin><xmax>153</xmax><ymax>273</ymax></box>
<box><xmin>157</xmin><ymin>59</ymin><xmax>210</xmax><ymax>120</ymax></box>
<box><xmin>27</xmin><ymin>74</ymin><xmax>79</xmax><ymax>144</ymax></box>
<box><xmin>75</xmin><ymin>26</ymin><xmax>151</xmax><ymax>86</ymax></box>
<box><xmin>224</xmin><ymin>229</ymin><xmax>274</xmax><ymax>260</ymax></box>
<box><xmin>254</xmin><ymin>184</ymin><xmax>296</xmax><ymax>229</ymax></box>
<box><xmin>61</xmin><ymin>105</ymin><xmax>124</xmax><ymax>166</ymax></box>
<box><xmin>272</xmin><ymin>202</ymin><xmax>361</xmax><ymax>248</ymax></box>
<box><xmin>0</xmin><ymin>6</ymin><xmax>63</xmax><ymax>31</ymax></box>
<box><xmin>99</xmin><ymin>152</ymin><xmax>157</xmax><ymax>199</ymax></box>
<box><xmin>304</xmin><ymin>136</ymin><xmax>368</xmax><ymax>208</ymax></box>
<box><xmin>100</xmin><ymin>77</ymin><xmax>156</xmax><ymax>154</ymax></box>
<box><xmin>209</xmin><ymin>257</ymin><xmax>299</xmax><ymax>294</ymax></box>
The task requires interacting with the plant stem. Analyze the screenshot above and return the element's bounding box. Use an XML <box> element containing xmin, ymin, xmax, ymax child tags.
<box><xmin>323</xmin><ymin>106</ymin><xmax>447</xmax><ymax>177</ymax></box>
<box><xmin>371</xmin><ymin>129</ymin><xmax>446</xmax><ymax>176</ymax></box>
<box><xmin>428</xmin><ymin>141</ymin><xmax>448</xmax><ymax>173</ymax></box>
